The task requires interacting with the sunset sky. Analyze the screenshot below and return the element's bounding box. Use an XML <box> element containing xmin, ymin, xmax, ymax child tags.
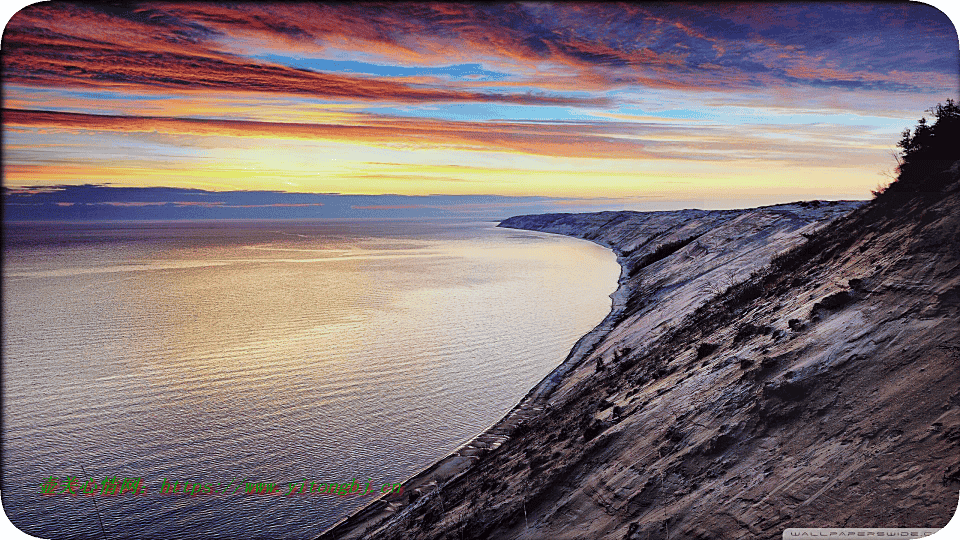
<box><xmin>2</xmin><ymin>2</ymin><xmax>959</xmax><ymax>215</ymax></box>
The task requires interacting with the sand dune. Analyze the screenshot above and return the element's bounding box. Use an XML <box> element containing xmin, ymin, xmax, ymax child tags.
<box><xmin>320</xmin><ymin>168</ymin><xmax>960</xmax><ymax>539</ymax></box>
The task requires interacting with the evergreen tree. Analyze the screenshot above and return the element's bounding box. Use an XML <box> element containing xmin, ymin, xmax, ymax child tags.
<box><xmin>889</xmin><ymin>99</ymin><xmax>960</xmax><ymax>193</ymax></box>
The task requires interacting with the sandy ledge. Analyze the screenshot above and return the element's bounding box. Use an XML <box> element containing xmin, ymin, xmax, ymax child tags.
<box><xmin>316</xmin><ymin>200</ymin><xmax>866</xmax><ymax>539</ymax></box>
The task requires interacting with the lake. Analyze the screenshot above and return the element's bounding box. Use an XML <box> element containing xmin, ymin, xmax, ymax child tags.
<box><xmin>1</xmin><ymin>219</ymin><xmax>619</xmax><ymax>539</ymax></box>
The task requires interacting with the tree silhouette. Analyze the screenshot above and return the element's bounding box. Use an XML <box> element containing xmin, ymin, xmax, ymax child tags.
<box><xmin>887</xmin><ymin>99</ymin><xmax>960</xmax><ymax>194</ymax></box>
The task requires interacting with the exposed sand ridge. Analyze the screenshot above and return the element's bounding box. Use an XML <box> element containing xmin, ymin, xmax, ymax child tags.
<box><xmin>318</xmin><ymin>197</ymin><xmax>911</xmax><ymax>539</ymax></box>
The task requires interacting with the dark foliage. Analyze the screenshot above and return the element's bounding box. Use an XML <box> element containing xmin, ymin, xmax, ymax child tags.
<box><xmin>885</xmin><ymin>99</ymin><xmax>960</xmax><ymax>194</ymax></box>
<box><xmin>629</xmin><ymin>235</ymin><xmax>699</xmax><ymax>277</ymax></box>
<box><xmin>762</xmin><ymin>379</ymin><xmax>810</xmax><ymax>402</ymax></box>
<box><xmin>813</xmin><ymin>291</ymin><xmax>853</xmax><ymax>311</ymax></box>
<box><xmin>733</xmin><ymin>323</ymin><xmax>772</xmax><ymax>343</ymax></box>
<box><xmin>696</xmin><ymin>342</ymin><xmax>719</xmax><ymax>359</ymax></box>
<box><xmin>583</xmin><ymin>419</ymin><xmax>609</xmax><ymax>441</ymax></box>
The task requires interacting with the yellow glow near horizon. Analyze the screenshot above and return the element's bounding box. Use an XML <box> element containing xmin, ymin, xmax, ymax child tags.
<box><xmin>4</xmin><ymin>154</ymin><xmax>881</xmax><ymax>201</ymax></box>
<box><xmin>3</xmin><ymin>116</ymin><xmax>892</xmax><ymax>201</ymax></box>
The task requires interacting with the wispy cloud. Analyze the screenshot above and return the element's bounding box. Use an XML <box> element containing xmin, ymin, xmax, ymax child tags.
<box><xmin>2</xmin><ymin>2</ymin><xmax>956</xmax><ymax>203</ymax></box>
<box><xmin>3</xmin><ymin>107</ymin><xmax>896</xmax><ymax>169</ymax></box>
<box><xmin>5</xmin><ymin>3</ymin><xmax>954</xmax><ymax>103</ymax></box>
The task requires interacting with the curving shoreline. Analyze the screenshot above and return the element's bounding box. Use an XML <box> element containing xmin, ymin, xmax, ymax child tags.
<box><xmin>315</xmin><ymin>228</ymin><xmax>630</xmax><ymax>540</ymax></box>
<box><xmin>317</xmin><ymin>201</ymin><xmax>864</xmax><ymax>539</ymax></box>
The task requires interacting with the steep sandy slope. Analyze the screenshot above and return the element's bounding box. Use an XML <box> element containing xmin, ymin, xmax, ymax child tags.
<box><xmin>320</xmin><ymin>170</ymin><xmax>960</xmax><ymax>539</ymax></box>
<box><xmin>468</xmin><ymin>185</ymin><xmax>960</xmax><ymax>539</ymax></box>
<box><xmin>496</xmin><ymin>202</ymin><xmax>859</xmax><ymax>406</ymax></box>
<box><xmin>319</xmin><ymin>199</ymin><xmax>874</xmax><ymax>539</ymax></box>
<box><xmin>365</xmin><ymin>172</ymin><xmax>957</xmax><ymax>540</ymax></box>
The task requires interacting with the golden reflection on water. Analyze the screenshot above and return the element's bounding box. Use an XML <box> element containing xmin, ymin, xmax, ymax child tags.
<box><xmin>2</xmin><ymin>220</ymin><xmax>619</xmax><ymax>538</ymax></box>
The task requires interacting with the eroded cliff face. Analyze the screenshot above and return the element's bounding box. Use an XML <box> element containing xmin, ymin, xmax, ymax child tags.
<box><xmin>496</xmin><ymin>202</ymin><xmax>859</xmax><ymax>406</ymax></box>
<box><xmin>320</xmin><ymin>178</ymin><xmax>960</xmax><ymax>540</ymax></box>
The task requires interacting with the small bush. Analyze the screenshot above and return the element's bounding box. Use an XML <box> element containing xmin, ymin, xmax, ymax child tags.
<box><xmin>733</xmin><ymin>323</ymin><xmax>772</xmax><ymax>343</ymax></box>
<box><xmin>630</xmin><ymin>235</ymin><xmax>699</xmax><ymax>276</ymax></box>
<box><xmin>583</xmin><ymin>419</ymin><xmax>609</xmax><ymax>441</ymax></box>
<box><xmin>813</xmin><ymin>291</ymin><xmax>853</xmax><ymax>312</ymax></box>
<box><xmin>696</xmin><ymin>342</ymin><xmax>719</xmax><ymax>359</ymax></box>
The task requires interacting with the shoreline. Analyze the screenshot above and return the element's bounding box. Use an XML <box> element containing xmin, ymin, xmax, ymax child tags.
<box><xmin>315</xmin><ymin>228</ymin><xmax>630</xmax><ymax>540</ymax></box>
<box><xmin>317</xmin><ymin>201</ymin><xmax>864</xmax><ymax>539</ymax></box>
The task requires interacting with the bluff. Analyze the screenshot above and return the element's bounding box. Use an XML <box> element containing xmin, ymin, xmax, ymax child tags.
<box><xmin>319</xmin><ymin>167</ymin><xmax>960</xmax><ymax>539</ymax></box>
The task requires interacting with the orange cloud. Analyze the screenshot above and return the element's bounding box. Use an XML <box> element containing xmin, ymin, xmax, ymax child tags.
<box><xmin>3</xmin><ymin>108</ymin><xmax>662</xmax><ymax>160</ymax></box>
<box><xmin>3</xmin><ymin>3</ymin><xmax>609</xmax><ymax>106</ymax></box>
<box><xmin>350</xmin><ymin>205</ymin><xmax>431</xmax><ymax>210</ymax></box>
<box><xmin>4</xmin><ymin>1</ymin><xmax>953</xmax><ymax>110</ymax></box>
<box><xmin>100</xmin><ymin>201</ymin><xmax>169</xmax><ymax>207</ymax></box>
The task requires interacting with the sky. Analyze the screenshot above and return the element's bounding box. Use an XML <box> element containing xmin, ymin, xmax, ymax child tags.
<box><xmin>2</xmin><ymin>1</ymin><xmax>959</xmax><ymax>217</ymax></box>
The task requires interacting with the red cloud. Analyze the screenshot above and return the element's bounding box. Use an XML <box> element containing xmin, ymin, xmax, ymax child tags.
<box><xmin>350</xmin><ymin>205</ymin><xmax>431</xmax><ymax>210</ymax></box>
<box><xmin>3</xmin><ymin>2</ymin><xmax>953</xmax><ymax>105</ymax></box>
<box><xmin>3</xmin><ymin>108</ymin><xmax>663</xmax><ymax>160</ymax></box>
<box><xmin>2</xmin><ymin>3</ymin><xmax>607</xmax><ymax>106</ymax></box>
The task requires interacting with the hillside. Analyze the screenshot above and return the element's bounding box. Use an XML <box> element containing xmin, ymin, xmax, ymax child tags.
<box><xmin>319</xmin><ymin>173</ymin><xmax>960</xmax><ymax>540</ymax></box>
<box><xmin>470</xmin><ymin>180</ymin><xmax>960</xmax><ymax>539</ymax></box>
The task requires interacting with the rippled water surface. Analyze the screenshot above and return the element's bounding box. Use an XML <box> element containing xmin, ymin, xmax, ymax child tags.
<box><xmin>2</xmin><ymin>219</ymin><xmax>619</xmax><ymax>539</ymax></box>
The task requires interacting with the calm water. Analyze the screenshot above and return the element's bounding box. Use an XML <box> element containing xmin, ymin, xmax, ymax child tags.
<box><xmin>2</xmin><ymin>219</ymin><xmax>619</xmax><ymax>539</ymax></box>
